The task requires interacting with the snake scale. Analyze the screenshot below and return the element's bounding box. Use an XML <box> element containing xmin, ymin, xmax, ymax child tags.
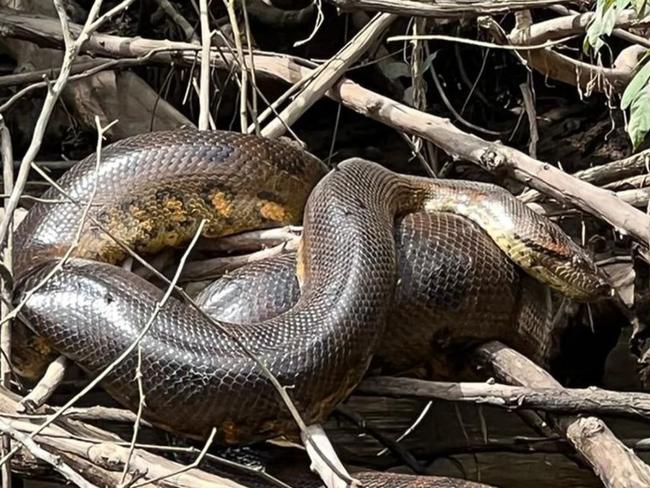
<box><xmin>12</xmin><ymin>130</ymin><xmax>609</xmax><ymax>455</ymax></box>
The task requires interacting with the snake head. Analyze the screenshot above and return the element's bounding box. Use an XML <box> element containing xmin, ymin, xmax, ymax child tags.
<box><xmin>538</xmin><ymin>247</ymin><xmax>613</xmax><ymax>303</ymax></box>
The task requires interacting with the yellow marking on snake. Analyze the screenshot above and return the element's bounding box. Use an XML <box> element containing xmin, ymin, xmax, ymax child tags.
<box><xmin>221</xmin><ymin>419</ymin><xmax>240</xmax><ymax>444</ymax></box>
<box><xmin>210</xmin><ymin>192</ymin><xmax>233</xmax><ymax>217</ymax></box>
<box><xmin>164</xmin><ymin>198</ymin><xmax>183</xmax><ymax>212</ymax></box>
<box><xmin>259</xmin><ymin>201</ymin><xmax>287</xmax><ymax>222</ymax></box>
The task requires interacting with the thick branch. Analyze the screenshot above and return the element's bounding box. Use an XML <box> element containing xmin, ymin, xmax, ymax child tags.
<box><xmin>358</xmin><ymin>377</ymin><xmax>650</xmax><ymax>419</ymax></box>
<box><xmin>474</xmin><ymin>342</ymin><xmax>650</xmax><ymax>488</ymax></box>
<box><xmin>511</xmin><ymin>9</ymin><xmax>647</xmax><ymax>45</ymax></box>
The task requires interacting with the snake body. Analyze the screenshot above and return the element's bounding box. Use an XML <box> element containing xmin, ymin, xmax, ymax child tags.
<box><xmin>13</xmin><ymin>130</ymin><xmax>610</xmax><ymax>445</ymax></box>
<box><xmin>196</xmin><ymin>213</ymin><xmax>553</xmax><ymax>373</ymax></box>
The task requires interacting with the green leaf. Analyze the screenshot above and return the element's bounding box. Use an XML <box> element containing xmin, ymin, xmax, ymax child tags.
<box><xmin>621</xmin><ymin>59</ymin><xmax>650</xmax><ymax>110</ymax></box>
<box><xmin>628</xmin><ymin>88</ymin><xmax>650</xmax><ymax>148</ymax></box>
<box><xmin>585</xmin><ymin>0</ymin><xmax>626</xmax><ymax>52</ymax></box>
<box><xmin>585</xmin><ymin>0</ymin><xmax>608</xmax><ymax>52</ymax></box>
<box><xmin>601</xmin><ymin>4</ymin><xmax>618</xmax><ymax>37</ymax></box>
<box><xmin>633</xmin><ymin>0</ymin><xmax>648</xmax><ymax>15</ymax></box>
<box><xmin>585</xmin><ymin>19</ymin><xmax>605</xmax><ymax>52</ymax></box>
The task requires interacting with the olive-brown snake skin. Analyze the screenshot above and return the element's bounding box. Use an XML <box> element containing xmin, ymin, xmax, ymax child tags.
<box><xmin>13</xmin><ymin>130</ymin><xmax>610</xmax><ymax>448</ymax></box>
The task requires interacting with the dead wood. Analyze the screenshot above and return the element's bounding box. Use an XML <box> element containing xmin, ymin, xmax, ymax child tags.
<box><xmin>474</xmin><ymin>341</ymin><xmax>650</xmax><ymax>488</ymax></box>
<box><xmin>2</xmin><ymin>5</ymin><xmax>650</xmax><ymax>488</ymax></box>
<box><xmin>260</xmin><ymin>12</ymin><xmax>397</xmax><ymax>138</ymax></box>
<box><xmin>521</xmin><ymin>148</ymin><xmax>650</xmax><ymax>203</ymax></box>
<box><xmin>1</xmin><ymin>7</ymin><xmax>646</xmax><ymax>248</ymax></box>
<box><xmin>502</xmin><ymin>9</ymin><xmax>649</xmax><ymax>94</ymax></box>
<box><xmin>0</xmin><ymin>386</ymin><xmax>250</xmax><ymax>488</ymax></box>
<box><xmin>358</xmin><ymin>376</ymin><xmax>650</xmax><ymax>420</ymax></box>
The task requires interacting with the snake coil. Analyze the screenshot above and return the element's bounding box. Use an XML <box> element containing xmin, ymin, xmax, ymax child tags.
<box><xmin>13</xmin><ymin>130</ymin><xmax>610</xmax><ymax>445</ymax></box>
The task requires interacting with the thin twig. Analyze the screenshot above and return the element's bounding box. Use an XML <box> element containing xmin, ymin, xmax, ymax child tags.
<box><xmin>198</xmin><ymin>0</ymin><xmax>211</xmax><ymax>130</ymax></box>
<box><xmin>301</xmin><ymin>424</ymin><xmax>359</xmax><ymax>488</ymax></box>
<box><xmin>241</xmin><ymin>0</ymin><xmax>260</xmax><ymax>135</ymax></box>
<box><xmin>0</xmin><ymin>114</ymin><xmax>12</xmax><ymax>488</ymax></box>
<box><xmin>0</xmin><ymin>117</ymin><xmax>118</xmax><ymax>330</ymax></box>
<box><xmin>0</xmin><ymin>219</ymin><xmax>208</xmax><ymax>469</ymax></box>
<box><xmin>474</xmin><ymin>342</ymin><xmax>650</xmax><ymax>487</ymax></box>
<box><xmin>223</xmin><ymin>0</ymin><xmax>248</xmax><ymax>130</ymax></box>
<box><xmin>358</xmin><ymin>377</ymin><xmax>650</xmax><ymax>419</ymax></box>
<box><xmin>519</xmin><ymin>78</ymin><xmax>538</xmax><ymax>158</ymax></box>
<box><xmin>120</xmin><ymin>348</ymin><xmax>146</xmax><ymax>484</ymax></box>
<box><xmin>387</xmin><ymin>33</ymin><xmax>579</xmax><ymax>50</ymax></box>
<box><xmin>180</xmin><ymin>239</ymin><xmax>298</xmax><ymax>281</ymax></box>
<box><xmin>0</xmin><ymin>53</ymin><xmax>158</xmax><ymax>114</ymax></box>
<box><xmin>129</xmin><ymin>428</ymin><xmax>216</xmax><ymax>488</ymax></box>
<box><xmin>155</xmin><ymin>0</ymin><xmax>199</xmax><ymax>42</ymax></box>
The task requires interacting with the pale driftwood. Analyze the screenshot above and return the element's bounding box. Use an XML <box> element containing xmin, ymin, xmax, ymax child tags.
<box><xmin>550</xmin><ymin>4</ymin><xmax>650</xmax><ymax>49</ymax></box>
<box><xmin>198</xmin><ymin>0</ymin><xmax>210</xmax><ymax>131</ymax></box>
<box><xmin>615</xmin><ymin>188</ymin><xmax>650</xmax><ymax>209</ymax></box>
<box><xmin>302</xmin><ymin>424</ymin><xmax>359</xmax><ymax>488</ymax></box>
<box><xmin>202</xmin><ymin>226</ymin><xmax>301</xmax><ymax>252</ymax></box>
<box><xmin>507</xmin><ymin>9</ymin><xmax>646</xmax><ymax>45</ymax></box>
<box><xmin>0</xmin><ymin>112</ymin><xmax>14</xmax><ymax>488</ymax></box>
<box><xmin>327</xmin><ymin>0</ymin><xmax>577</xmax><ymax>17</ymax></box>
<box><xmin>605</xmin><ymin>176</ymin><xmax>650</xmax><ymax>191</ymax></box>
<box><xmin>0</xmin><ymin>417</ymin><xmax>98</xmax><ymax>488</ymax></box>
<box><xmin>5</xmin><ymin>418</ymin><xmax>247</xmax><ymax>488</ymax></box>
<box><xmin>358</xmin><ymin>376</ymin><xmax>650</xmax><ymax>419</ymax></box>
<box><xmin>474</xmin><ymin>341</ymin><xmax>650</xmax><ymax>488</ymax></box>
<box><xmin>503</xmin><ymin>10</ymin><xmax>646</xmax><ymax>94</ymax></box>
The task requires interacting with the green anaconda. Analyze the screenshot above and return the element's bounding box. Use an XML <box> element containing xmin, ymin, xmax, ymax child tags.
<box><xmin>12</xmin><ymin>130</ymin><xmax>610</xmax><ymax>447</ymax></box>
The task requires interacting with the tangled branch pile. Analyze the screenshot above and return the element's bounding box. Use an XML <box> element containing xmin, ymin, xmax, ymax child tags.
<box><xmin>0</xmin><ymin>0</ymin><xmax>650</xmax><ymax>487</ymax></box>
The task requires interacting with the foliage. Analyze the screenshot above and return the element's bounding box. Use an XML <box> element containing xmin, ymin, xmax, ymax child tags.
<box><xmin>585</xmin><ymin>0</ymin><xmax>650</xmax><ymax>148</ymax></box>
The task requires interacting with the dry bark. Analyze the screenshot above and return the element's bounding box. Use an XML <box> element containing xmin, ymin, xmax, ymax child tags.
<box><xmin>502</xmin><ymin>9</ymin><xmax>649</xmax><ymax>94</ymax></box>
